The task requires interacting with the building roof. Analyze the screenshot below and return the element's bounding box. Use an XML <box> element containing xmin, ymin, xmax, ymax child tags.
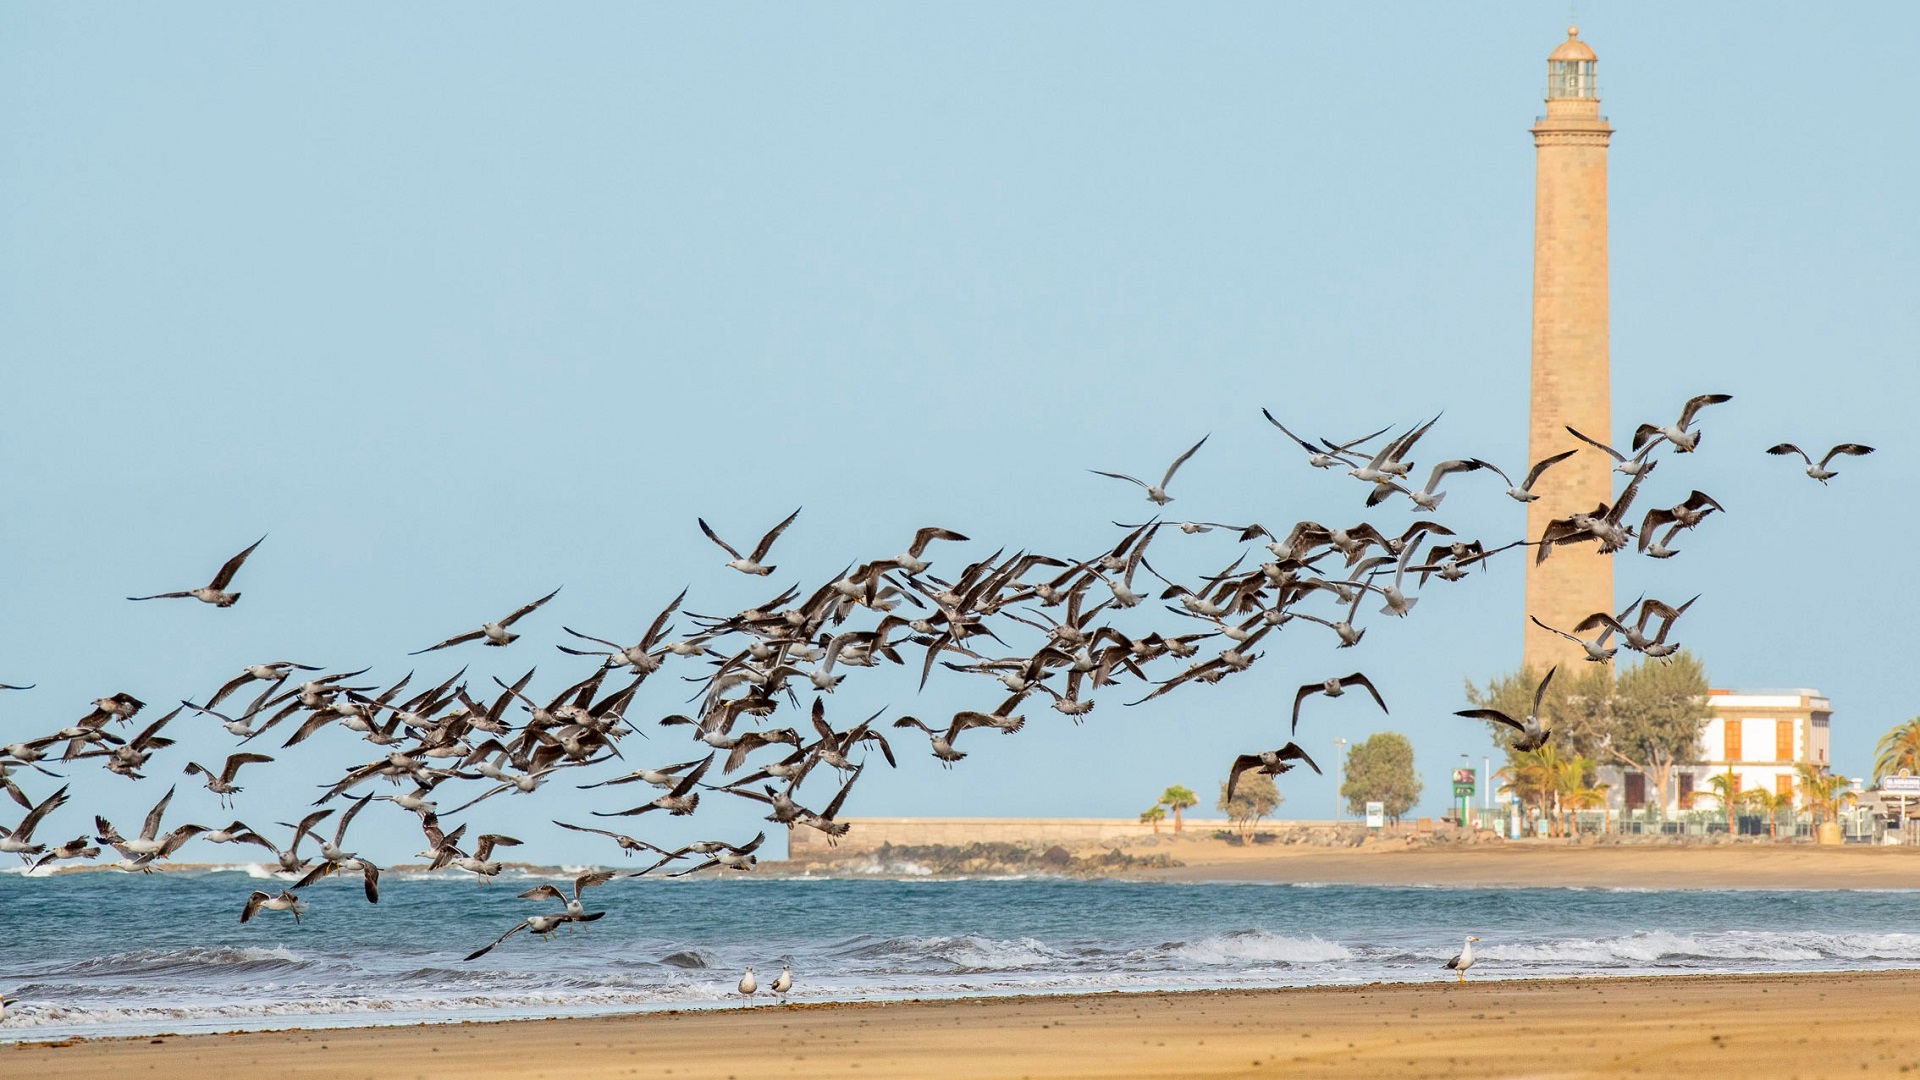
<box><xmin>1549</xmin><ymin>27</ymin><xmax>1596</xmax><ymax>62</ymax></box>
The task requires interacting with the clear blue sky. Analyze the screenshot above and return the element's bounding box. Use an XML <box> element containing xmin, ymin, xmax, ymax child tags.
<box><xmin>2</xmin><ymin>4</ymin><xmax>1912</xmax><ymax>864</ymax></box>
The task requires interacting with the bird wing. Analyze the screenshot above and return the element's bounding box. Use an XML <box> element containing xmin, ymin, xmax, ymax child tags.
<box><xmin>465</xmin><ymin>920</ymin><xmax>529</xmax><ymax>961</ymax></box>
<box><xmin>670</xmin><ymin>755</ymin><xmax>714</xmax><ymax>796</ymax></box>
<box><xmin>1159</xmin><ymin>434</ymin><xmax>1210</xmax><ymax>489</ymax></box>
<box><xmin>15</xmin><ymin>785</ymin><xmax>69</xmax><ymax>838</ymax></box>
<box><xmin>223</xmin><ymin>752</ymin><xmax>274</xmax><ymax>784</ymax></box>
<box><xmin>411</xmin><ymin>628</ymin><xmax>488</xmax><ymax>655</ymax></box>
<box><xmin>1340</xmin><ymin>673</ymin><xmax>1387</xmax><ymax>714</ymax></box>
<box><xmin>1564</xmin><ymin>425</ymin><xmax>1624</xmax><ymax>462</ymax></box>
<box><xmin>1276</xmin><ymin>742</ymin><xmax>1322</xmax><ymax>774</ymax></box>
<box><xmin>517</xmin><ymin>883</ymin><xmax>565</xmax><ymax>903</ymax></box>
<box><xmin>1521</xmin><ymin>449</ymin><xmax>1578</xmax><ymax>490</ymax></box>
<box><xmin>1682</xmin><ymin>489</ymin><xmax>1726</xmax><ymax>514</ymax></box>
<box><xmin>127</xmin><ymin>591</ymin><xmax>195</xmax><ymax>601</ymax></box>
<box><xmin>500</xmin><ymin>587</ymin><xmax>562</xmax><ymax>628</ymax></box>
<box><xmin>1821</xmin><ymin>443</ymin><xmax>1876</xmax><ymax>467</ymax></box>
<box><xmin>818</xmin><ymin>765</ymin><xmax>863</xmax><ymax>820</ymax></box>
<box><xmin>1528</xmin><ymin>615</ymin><xmax>1582</xmax><ymax>644</ymax></box>
<box><xmin>641</xmin><ymin>587</ymin><xmax>689</xmax><ymax>648</ymax></box>
<box><xmin>1289</xmin><ymin>683</ymin><xmax>1320</xmax><ymax>735</ymax></box>
<box><xmin>240</xmin><ymin>891</ymin><xmax>271</xmax><ymax>924</ymax></box>
<box><xmin>1532</xmin><ymin>666</ymin><xmax>1558</xmax><ymax>715</ymax></box>
<box><xmin>1423</xmin><ymin>459</ymin><xmax>1484</xmax><ymax>494</ymax></box>
<box><xmin>1225</xmin><ymin>755</ymin><xmax>1262</xmax><ymax>802</ymax></box>
<box><xmin>1676</xmin><ymin>392</ymin><xmax>1733</xmax><ymax>430</ymax></box>
<box><xmin>1454</xmin><ymin>709</ymin><xmax>1524</xmax><ymax>733</ymax></box>
<box><xmin>697</xmin><ymin>517</ymin><xmax>746</xmax><ymax>560</ymax></box>
<box><xmin>1261</xmin><ymin>410</ymin><xmax>1322</xmax><ymax>454</ymax></box>
<box><xmin>141</xmin><ymin>786</ymin><xmax>175</xmax><ymax>840</ymax></box>
<box><xmin>749</xmin><ymin>508</ymin><xmax>803</xmax><ymax>563</ymax></box>
<box><xmin>1088</xmin><ymin>469</ymin><xmax>1148</xmax><ymax>490</ymax></box>
<box><xmin>209</xmin><ymin>535</ymin><xmax>267</xmax><ymax>590</ymax></box>
<box><xmin>1364</xmin><ymin>481</ymin><xmax>1408</xmax><ymax>508</ymax></box>
<box><xmin>1765</xmin><ymin>442</ymin><xmax>1810</xmax><ymax>464</ymax></box>
<box><xmin>907</xmin><ymin>526</ymin><xmax>968</xmax><ymax>558</ymax></box>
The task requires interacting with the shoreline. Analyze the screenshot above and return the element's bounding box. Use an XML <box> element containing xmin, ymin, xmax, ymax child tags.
<box><xmin>12</xmin><ymin>970</ymin><xmax>1920</xmax><ymax>1078</ymax></box>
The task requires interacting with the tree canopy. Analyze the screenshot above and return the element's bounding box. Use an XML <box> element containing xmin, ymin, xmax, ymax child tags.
<box><xmin>1158</xmin><ymin>784</ymin><xmax>1198</xmax><ymax>833</ymax></box>
<box><xmin>1341</xmin><ymin>732</ymin><xmax>1421</xmax><ymax>822</ymax></box>
<box><xmin>1873</xmin><ymin>717</ymin><xmax>1920</xmax><ymax>784</ymax></box>
<box><xmin>1467</xmin><ymin>650</ymin><xmax>1708</xmax><ymax>811</ymax></box>
<box><xmin>1217</xmin><ymin>774</ymin><xmax>1280</xmax><ymax>841</ymax></box>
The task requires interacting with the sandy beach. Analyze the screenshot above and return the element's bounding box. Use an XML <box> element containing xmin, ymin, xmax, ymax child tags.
<box><xmin>1113</xmin><ymin>838</ymin><xmax>1920</xmax><ymax>890</ymax></box>
<box><xmin>10</xmin><ymin>970</ymin><xmax>1916</xmax><ymax>1079</ymax></box>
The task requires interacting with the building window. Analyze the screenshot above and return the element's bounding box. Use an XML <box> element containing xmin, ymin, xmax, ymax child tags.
<box><xmin>1724</xmin><ymin>721</ymin><xmax>1743</xmax><ymax>762</ymax></box>
<box><xmin>1624</xmin><ymin>771</ymin><xmax>1646</xmax><ymax>810</ymax></box>
<box><xmin>1730</xmin><ymin>774</ymin><xmax>1743</xmax><ymax>796</ymax></box>
<box><xmin>1776</xmin><ymin>774</ymin><xmax>1794</xmax><ymax>800</ymax></box>
<box><xmin>1776</xmin><ymin>720</ymin><xmax>1794</xmax><ymax>762</ymax></box>
<box><xmin>1678</xmin><ymin>772</ymin><xmax>1695</xmax><ymax>804</ymax></box>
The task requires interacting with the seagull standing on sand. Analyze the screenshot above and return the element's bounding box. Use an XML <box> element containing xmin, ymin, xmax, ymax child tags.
<box><xmin>1444</xmin><ymin>936</ymin><xmax>1479</xmax><ymax>983</ymax></box>
<box><xmin>770</xmin><ymin>962</ymin><xmax>793</xmax><ymax>1003</ymax></box>
<box><xmin>738</xmin><ymin>966</ymin><xmax>757</xmax><ymax>1006</ymax></box>
<box><xmin>127</xmin><ymin>535</ymin><xmax>266</xmax><ymax>607</ymax></box>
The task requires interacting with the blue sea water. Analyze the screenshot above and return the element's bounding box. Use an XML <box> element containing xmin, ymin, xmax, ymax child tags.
<box><xmin>4</xmin><ymin>868</ymin><xmax>1919</xmax><ymax>1041</ymax></box>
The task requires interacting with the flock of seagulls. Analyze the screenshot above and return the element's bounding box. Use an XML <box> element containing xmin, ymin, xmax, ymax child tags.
<box><xmin>0</xmin><ymin>392</ymin><xmax>1872</xmax><ymax>1002</ymax></box>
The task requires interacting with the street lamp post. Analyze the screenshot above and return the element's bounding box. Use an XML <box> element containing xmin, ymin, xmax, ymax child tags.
<box><xmin>1332</xmin><ymin>737</ymin><xmax>1348</xmax><ymax>821</ymax></box>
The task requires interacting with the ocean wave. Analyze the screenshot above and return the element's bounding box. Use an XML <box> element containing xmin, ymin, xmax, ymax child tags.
<box><xmin>833</xmin><ymin>934</ymin><xmax>1067</xmax><ymax>971</ymax></box>
<box><xmin>26</xmin><ymin>945</ymin><xmax>311</xmax><ymax>980</ymax></box>
<box><xmin>1482</xmin><ymin>930</ymin><xmax>1920</xmax><ymax>965</ymax></box>
<box><xmin>1163</xmin><ymin>930</ymin><xmax>1353</xmax><ymax>966</ymax></box>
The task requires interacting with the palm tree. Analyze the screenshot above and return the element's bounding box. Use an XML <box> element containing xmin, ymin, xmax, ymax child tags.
<box><xmin>1552</xmin><ymin>753</ymin><xmax>1600</xmax><ymax>836</ymax></box>
<box><xmin>1139</xmin><ymin>805</ymin><xmax>1167</xmax><ymax>834</ymax></box>
<box><xmin>1873</xmin><ymin>718</ymin><xmax>1920</xmax><ymax>784</ymax></box>
<box><xmin>1691</xmin><ymin>765</ymin><xmax>1740</xmax><ymax>834</ymax></box>
<box><xmin>1564</xmin><ymin>776</ymin><xmax>1612</xmax><ymax>835</ymax></box>
<box><xmin>1499</xmin><ymin>747</ymin><xmax>1562</xmax><ymax>836</ymax></box>
<box><xmin>1740</xmin><ymin>786</ymin><xmax>1793</xmax><ymax>840</ymax></box>
<box><xmin>1794</xmin><ymin>763</ymin><xmax>1855</xmax><ymax>826</ymax></box>
<box><xmin>1159</xmin><ymin>785</ymin><xmax>1198</xmax><ymax>835</ymax></box>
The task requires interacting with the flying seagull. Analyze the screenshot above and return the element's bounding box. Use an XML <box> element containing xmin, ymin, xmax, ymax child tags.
<box><xmin>463</xmin><ymin>912</ymin><xmax>604</xmax><ymax>961</ymax></box>
<box><xmin>699</xmin><ymin>508</ymin><xmax>802</xmax><ymax>576</ymax></box>
<box><xmin>1766</xmin><ymin>442</ymin><xmax>1874</xmax><ymax>484</ymax></box>
<box><xmin>1632</xmin><ymin>393</ymin><xmax>1733</xmax><ymax>454</ymax></box>
<box><xmin>1090</xmin><ymin>435</ymin><xmax>1209</xmax><ymax>505</ymax></box>
<box><xmin>1454</xmin><ymin>667</ymin><xmax>1556</xmax><ymax>751</ymax></box>
<box><xmin>128</xmin><ymin>536</ymin><xmax>266</xmax><ymax>607</ymax></box>
<box><xmin>1291</xmin><ymin>673</ymin><xmax>1387</xmax><ymax>735</ymax></box>
<box><xmin>411</xmin><ymin>587</ymin><xmax>561</xmax><ymax>654</ymax></box>
<box><xmin>1480</xmin><ymin>450</ymin><xmax>1577</xmax><ymax>503</ymax></box>
<box><xmin>1226</xmin><ymin>743</ymin><xmax>1321</xmax><ymax>802</ymax></box>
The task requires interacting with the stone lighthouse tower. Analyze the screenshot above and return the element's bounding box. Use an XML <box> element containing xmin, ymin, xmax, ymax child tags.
<box><xmin>1522</xmin><ymin>27</ymin><xmax>1614</xmax><ymax>673</ymax></box>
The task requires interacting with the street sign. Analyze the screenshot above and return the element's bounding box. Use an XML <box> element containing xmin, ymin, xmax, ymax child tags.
<box><xmin>1365</xmin><ymin>801</ymin><xmax>1385</xmax><ymax>828</ymax></box>
<box><xmin>1452</xmin><ymin>767</ymin><xmax>1476</xmax><ymax>798</ymax></box>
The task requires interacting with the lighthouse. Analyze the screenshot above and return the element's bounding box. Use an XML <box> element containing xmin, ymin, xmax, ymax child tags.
<box><xmin>1522</xmin><ymin>27</ymin><xmax>1615</xmax><ymax>673</ymax></box>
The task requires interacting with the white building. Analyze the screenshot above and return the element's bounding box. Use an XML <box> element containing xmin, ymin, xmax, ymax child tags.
<box><xmin>1617</xmin><ymin>688</ymin><xmax>1831</xmax><ymax>813</ymax></box>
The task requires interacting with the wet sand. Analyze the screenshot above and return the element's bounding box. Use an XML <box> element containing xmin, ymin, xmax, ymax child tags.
<box><xmin>1117</xmin><ymin>839</ymin><xmax>1920</xmax><ymax>890</ymax></box>
<box><xmin>10</xmin><ymin>970</ymin><xmax>1917</xmax><ymax>1079</ymax></box>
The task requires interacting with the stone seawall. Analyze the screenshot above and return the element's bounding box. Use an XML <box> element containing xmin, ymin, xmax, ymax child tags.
<box><xmin>788</xmin><ymin>816</ymin><xmax>1237</xmax><ymax>857</ymax></box>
